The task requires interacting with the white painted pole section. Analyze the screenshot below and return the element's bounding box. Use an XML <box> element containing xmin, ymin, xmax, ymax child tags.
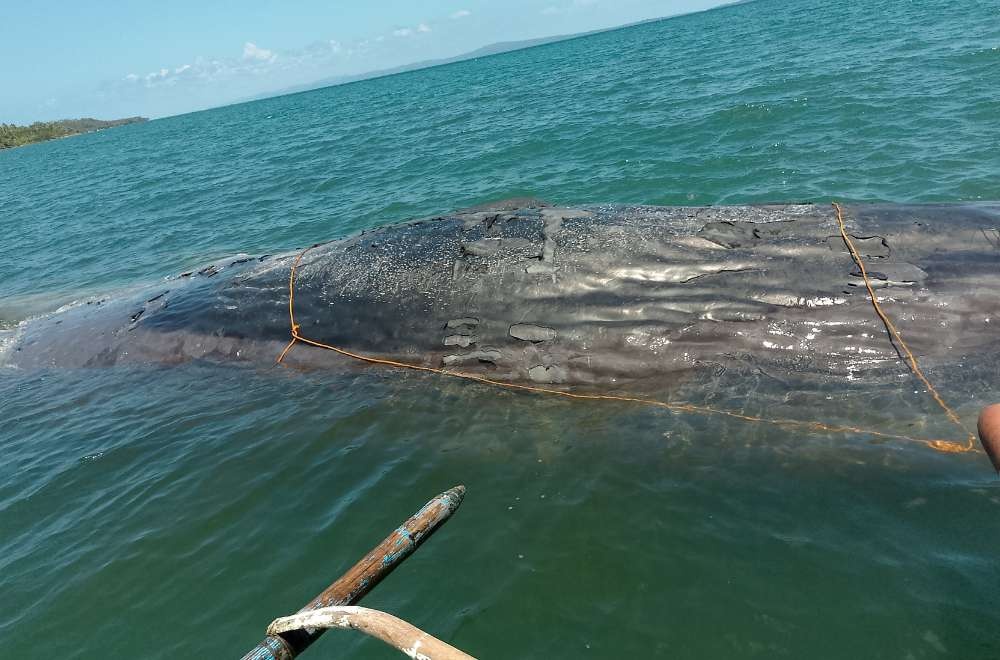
<box><xmin>267</xmin><ymin>606</ymin><xmax>475</xmax><ymax>660</ymax></box>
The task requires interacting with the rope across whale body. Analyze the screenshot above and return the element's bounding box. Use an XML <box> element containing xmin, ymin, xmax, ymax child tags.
<box><xmin>277</xmin><ymin>203</ymin><xmax>977</xmax><ymax>455</ymax></box>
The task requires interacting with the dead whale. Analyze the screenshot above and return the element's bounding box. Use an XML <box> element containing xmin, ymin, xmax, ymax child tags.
<box><xmin>5</xmin><ymin>202</ymin><xmax>1000</xmax><ymax>401</ymax></box>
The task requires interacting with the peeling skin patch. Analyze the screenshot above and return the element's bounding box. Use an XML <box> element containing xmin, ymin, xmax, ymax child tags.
<box><xmin>461</xmin><ymin>238</ymin><xmax>501</xmax><ymax>256</ymax></box>
<box><xmin>526</xmin><ymin>262</ymin><xmax>557</xmax><ymax>274</ymax></box>
<box><xmin>850</xmin><ymin>266</ymin><xmax>888</xmax><ymax>280</ymax></box>
<box><xmin>852</xmin><ymin>235</ymin><xmax>891</xmax><ymax>258</ymax></box>
<box><xmin>850</xmin><ymin>262</ymin><xmax>927</xmax><ymax>286</ymax></box>
<box><xmin>538</xmin><ymin>208</ymin><xmax>589</xmax><ymax>265</ymax></box>
<box><xmin>443</xmin><ymin>334</ymin><xmax>475</xmax><ymax>347</ymax></box>
<box><xmin>509</xmin><ymin>323</ymin><xmax>556</xmax><ymax>342</ymax></box>
<box><xmin>698</xmin><ymin>221</ymin><xmax>760</xmax><ymax>248</ymax></box>
<box><xmin>442</xmin><ymin>349</ymin><xmax>501</xmax><ymax>366</ymax></box>
<box><xmin>541</xmin><ymin>207</ymin><xmax>591</xmax><ymax>222</ymax></box>
<box><xmin>680</xmin><ymin>267</ymin><xmax>761</xmax><ymax>283</ymax></box>
<box><xmin>543</xmin><ymin>216</ymin><xmax>563</xmax><ymax>236</ymax></box>
<box><xmin>848</xmin><ymin>279</ymin><xmax>898</xmax><ymax>289</ymax></box>
<box><xmin>462</xmin><ymin>215</ymin><xmax>485</xmax><ymax>231</ymax></box>
<box><xmin>541</xmin><ymin>240</ymin><xmax>557</xmax><ymax>262</ymax></box>
<box><xmin>500</xmin><ymin>238</ymin><xmax>536</xmax><ymax>251</ymax></box>
<box><xmin>445</xmin><ymin>318</ymin><xmax>479</xmax><ymax>329</ymax></box>
<box><xmin>461</xmin><ymin>237</ymin><xmax>534</xmax><ymax>257</ymax></box>
<box><xmin>528</xmin><ymin>364</ymin><xmax>567</xmax><ymax>383</ymax></box>
<box><xmin>541</xmin><ymin>215</ymin><xmax>562</xmax><ymax>262</ymax></box>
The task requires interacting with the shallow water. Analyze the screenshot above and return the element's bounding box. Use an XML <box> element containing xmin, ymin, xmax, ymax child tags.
<box><xmin>2</xmin><ymin>0</ymin><xmax>1000</xmax><ymax>657</ymax></box>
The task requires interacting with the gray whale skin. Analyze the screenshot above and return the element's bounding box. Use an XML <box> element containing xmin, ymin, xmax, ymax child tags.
<box><xmin>7</xmin><ymin>201</ymin><xmax>1000</xmax><ymax>394</ymax></box>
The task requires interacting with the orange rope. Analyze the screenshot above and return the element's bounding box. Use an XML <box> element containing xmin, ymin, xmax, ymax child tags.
<box><xmin>275</xmin><ymin>247</ymin><xmax>308</xmax><ymax>364</ymax></box>
<box><xmin>277</xmin><ymin>206</ymin><xmax>977</xmax><ymax>455</ymax></box>
<box><xmin>832</xmin><ymin>202</ymin><xmax>976</xmax><ymax>452</ymax></box>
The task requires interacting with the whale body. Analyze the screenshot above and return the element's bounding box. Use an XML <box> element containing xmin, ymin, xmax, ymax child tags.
<box><xmin>6</xmin><ymin>201</ymin><xmax>1000</xmax><ymax>397</ymax></box>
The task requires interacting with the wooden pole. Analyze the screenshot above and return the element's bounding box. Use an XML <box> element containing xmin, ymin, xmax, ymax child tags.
<box><xmin>241</xmin><ymin>485</ymin><xmax>466</xmax><ymax>660</ymax></box>
<box><xmin>267</xmin><ymin>606</ymin><xmax>476</xmax><ymax>660</ymax></box>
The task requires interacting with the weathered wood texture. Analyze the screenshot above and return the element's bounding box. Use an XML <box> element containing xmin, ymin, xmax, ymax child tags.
<box><xmin>240</xmin><ymin>485</ymin><xmax>466</xmax><ymax>660</ymax></box>
<box><xmin>268</xmin><ymin>606</ymin><xmax>475</xmax><ymax>660</ymax></box>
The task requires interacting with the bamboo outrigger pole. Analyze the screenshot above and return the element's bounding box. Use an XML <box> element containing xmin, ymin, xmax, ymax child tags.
<box><xmin>241</xmin><ymin>485</ymin><xmax>467</xmax><ymax>660</ymax></box>
<box><xmin>267</xmin><ymin>605</ymin><xmax>474</xmax><ymax>660</ymax></box>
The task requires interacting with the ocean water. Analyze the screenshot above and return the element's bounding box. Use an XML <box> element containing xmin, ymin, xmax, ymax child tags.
<box><xmin>2</xmin><ymin>0</ymin><xmax>1000</xmax><ymax>657</ymax></box>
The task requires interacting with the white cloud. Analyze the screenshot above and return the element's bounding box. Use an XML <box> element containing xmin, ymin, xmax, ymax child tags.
<box><xmin>121</xmin><ymin>50</ymin><xmax>268</xmax><ymax>90</ymax></box>
<box><xmin>107</xmin><ymin>9</ymin><xmax>466</xmax><ymax>108</ymax></box>
<box><xmin>393</xmin><ymin>22</ymin><xmax>431</xmax><ymax>37</ymax></box>
<box><xmin>243</xmin><ymin>42</ymin><xmax>275</xmax><ymax>62</ymax></box>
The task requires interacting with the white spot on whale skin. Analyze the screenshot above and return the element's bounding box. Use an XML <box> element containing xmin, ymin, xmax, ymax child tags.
<box><xmin>804</xmin><ymin>296</ymin><xmax>846</xmax><ymax>307</ymax></box>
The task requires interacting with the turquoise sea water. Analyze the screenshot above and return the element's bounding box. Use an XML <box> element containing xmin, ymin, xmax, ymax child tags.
<box><xmin>2</xmin><ymin>0</ymin><xmax>1000</xmax><ymax>657</ymax></box>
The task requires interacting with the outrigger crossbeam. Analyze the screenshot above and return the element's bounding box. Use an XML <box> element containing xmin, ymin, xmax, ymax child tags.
<box><xmin>240</xmin><ymin>485</ymin><xmax>468</xmax><ymax>659</ymax></box>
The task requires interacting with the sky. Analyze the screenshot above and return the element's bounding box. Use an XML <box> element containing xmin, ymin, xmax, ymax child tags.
<box><xmin>1</xmin><ymin>1</ymin><xmax>727</xmax><ymax>124</ymax></box>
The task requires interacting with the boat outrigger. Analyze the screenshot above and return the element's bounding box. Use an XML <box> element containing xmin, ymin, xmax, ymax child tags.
<box><xmin>241</xmin><ymin>486</ymin><xmax>474</xmax><ymax>660</ymax></box>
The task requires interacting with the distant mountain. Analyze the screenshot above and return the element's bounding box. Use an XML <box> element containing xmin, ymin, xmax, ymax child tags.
<box><xmin>0</xmin><ymin>117</ymin><xmax>147</xmax><ymax>150</ymax></box>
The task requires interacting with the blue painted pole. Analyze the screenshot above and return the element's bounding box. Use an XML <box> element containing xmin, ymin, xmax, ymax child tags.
<box><xmin>240</xmin><ymin>485</ymin><xmax>466</xmax><ymax>659</ymax></box>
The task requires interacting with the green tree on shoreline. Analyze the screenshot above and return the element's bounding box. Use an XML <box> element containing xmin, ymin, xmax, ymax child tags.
<box><xmin>0</xmin><ymin>117</ymin><xmax>147</xmax><ymax>150</ymax></box>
